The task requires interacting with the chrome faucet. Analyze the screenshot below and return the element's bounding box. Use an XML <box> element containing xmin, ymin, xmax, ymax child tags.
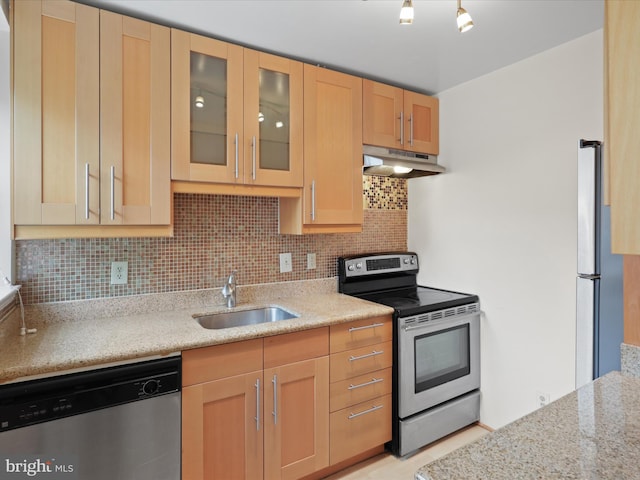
<box><xmin>221</xmin><ymin>270</ymin><xmax>237</xmax><ymax>308</ymax></box>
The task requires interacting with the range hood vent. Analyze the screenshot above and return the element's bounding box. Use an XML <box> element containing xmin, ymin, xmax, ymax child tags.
<box><xmin>363</xmin><ymin>145</ymin><xmax>445</xmax><ymax>179</ymax></box>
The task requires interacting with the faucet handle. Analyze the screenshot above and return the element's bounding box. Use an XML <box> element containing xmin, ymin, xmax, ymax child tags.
<box><xmin>227</xmin><ymin>270</ymin><xmax>237</xmax><ymax>285</ymax></box>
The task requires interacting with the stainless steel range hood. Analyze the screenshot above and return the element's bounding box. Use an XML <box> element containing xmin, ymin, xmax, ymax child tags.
<box><xmin>363</xmin><ymin>145</ymin><xmax>445</xmax><ymax>179</ymax></box>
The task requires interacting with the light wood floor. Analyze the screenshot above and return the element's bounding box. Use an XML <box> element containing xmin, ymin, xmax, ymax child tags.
<box><xmin>323</xmin><ymin>424</ymin><xmax>490</xmax><ymax>480</ymax></box>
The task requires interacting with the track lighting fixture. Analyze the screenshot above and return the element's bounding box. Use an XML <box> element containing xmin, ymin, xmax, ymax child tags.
<box><xmin>456</xmin><ymin>0</ymin><xmax>474</xmax><ymax>33</ymax></box>
<box><xmin>398</xmin><ymin>0</ymin><xmax>475</xmax><ymax>32</ymax></box>
<box><xmin>399</xmin><ymin>0</ymin><xmax>414</xmax><ymax>25</ymax></box>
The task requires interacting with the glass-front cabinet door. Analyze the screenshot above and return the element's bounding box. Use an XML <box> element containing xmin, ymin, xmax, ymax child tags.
<box><xmin>172</xmin><ymin>30</ymin><xmax>302</xmax><ymax>188</ymax></box>
<box><xmin>243</xmin><ymin>49</ymin><xmax>303</xmax><ymax>187</ymax></box>
<box><xmin>172</xmin><ymin>30</ymin><xmax>243</xmax><ymax>183</ymax></box>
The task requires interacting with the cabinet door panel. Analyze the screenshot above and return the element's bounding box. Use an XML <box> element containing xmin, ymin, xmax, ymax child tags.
<box><xmin>264</xmin><ymin>357</ymin><xmax>329</xmax><ymax>480</ymax></box>
<box><xmin>607</xmin><ymin>0</ymin><xmax>640</xmax><ymax>253</ymax></box>
<box><xmin>171</xmin><ymin>30</ymin><xmax>244</xmax><ymax>184</ymax></box>
<box><xmin>303</xmin><ymin>66</ymin><xmax>363</xmax><ymax>226</ymax></box>
<box><xmin>243</xmin><ymin>49</ymin><xmax>303</xmax><ymax>187</ymax></box>
<box><xmin>404</xmin><ymin>91</ymin><xmax>439</xmax><ymax>155</ymax></box>
<box><xmin>182</xmin><ymin>372</ymin><xmax>263</xmax><ymax>480</ymax></box>
<box><xmin>363</xmin><ymin>80</ymin><xmax>403</xmax><ymax>149</ymax></box>
<box><xmin>100</xmin><ymin>11</ymin><xmax>171</xmax><ymax>225</ymax></box>
<box><xmin>13</xmin><ymin>0</ymin><xmax>99</xmax><ymax>225</ymax></box>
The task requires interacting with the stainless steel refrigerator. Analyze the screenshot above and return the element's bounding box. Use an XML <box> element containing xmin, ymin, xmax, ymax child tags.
<box><xmin>576</xmin><ymin>139</ymin><xmax>623</xmax><ymax>389</ymax></box>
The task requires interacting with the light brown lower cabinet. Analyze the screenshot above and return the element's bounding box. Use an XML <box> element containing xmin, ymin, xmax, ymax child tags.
<box><xmin>182</xmin><ymin>318</ymin><xmax>392</xmax><ymax>479</ymax></box>
<box><xmin>182</xmin><ymin>328</ymin><xmax>330</xmax><ymax>480</ymax></box>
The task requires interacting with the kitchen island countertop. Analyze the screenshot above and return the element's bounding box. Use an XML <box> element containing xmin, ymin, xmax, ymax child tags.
<box><xmin>416</xmin><ymin>371</ymin><xmax>640</xmax><ymax>480</ymax></box>
<box><xmin>0</xmin><ymin>279</ymin><xmax>393</xmax><ymax>383</ymax></box>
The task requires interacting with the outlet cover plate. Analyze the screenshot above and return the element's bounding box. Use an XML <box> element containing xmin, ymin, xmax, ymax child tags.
<box><xmin>307</xmin><ymin>253</ymin><xmax>317</xmax><ymax>270</ymax></box>
<box><xmin>111</xmin><ymin>261</ymin><xmax>128</xmax><ymax>285</ymax></box>
<box><xmin>279</xmin><ymin>253</ymin><xmax>292</xmax><ymax>273</ymax></box>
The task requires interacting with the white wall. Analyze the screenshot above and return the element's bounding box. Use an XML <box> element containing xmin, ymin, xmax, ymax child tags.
<box><xmin>0</xmin><ymin>28</ymin><xmax>11</xmax><ymax>281</ymax></box>
<box><xmin>408</xmin><ymin>30</ymin><xmax>603</xmax><ymax>429</ymax></box>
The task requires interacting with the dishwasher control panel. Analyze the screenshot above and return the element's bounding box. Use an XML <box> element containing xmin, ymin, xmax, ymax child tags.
<box><xmin>0</xmin><ymin>357</ymin><xmax>181</xmax><ymax>432</ymax></box>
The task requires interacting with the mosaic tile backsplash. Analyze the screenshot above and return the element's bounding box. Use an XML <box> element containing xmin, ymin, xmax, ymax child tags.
<box><xmin>16</xmin><ymin>177</ymin><xmax>408</xmax><ymax>305</ymax></box>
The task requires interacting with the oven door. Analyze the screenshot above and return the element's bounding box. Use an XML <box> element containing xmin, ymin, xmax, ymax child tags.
<box><xmin>398</xmin><ymin>311</ymin><xmax>480</xmax><ymax>419</ymax></box>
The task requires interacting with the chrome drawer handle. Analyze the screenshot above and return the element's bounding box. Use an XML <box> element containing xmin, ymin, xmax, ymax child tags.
<box><xmin>110</xmin><ymin>165</ymin><xmax>115</xmax><ymax>221</ymax></box>
<box><xmin>272</xmin><ymin>375</ymin><xmax>278</xmax><ymax>425</ymax></box>
<box><xmin>84</xmin><ymin>163</ymin><xmax>90</xmax><ymax>220</ymax></box>
<box><xmin>349</xmin><ymin>350</ymin><xmax>383</xmax><ymax>362</ymax></box>
<box><xmin>255</xmin><ymin>378</ymin><xmax>260</xmax><ymax>431</ymax></box>
<box><xmin>348</xmin><ymin>323</ymin><xmax>384</xmax><ymax>333</ymax></box>
<box><xmin>348</xmin><ymin>404</ymin><xmax>383</xmax><ymax>419</ymax></box>
<box><xmin>251</xmin><ymin>135</ymin><xmax>256</xmax><ymax>180</ymax></box>
<box><xmin>399</xmin><ymin>111</ymin><xmax>404</xmax><ymax>145</ymax></box>
<box><xmin>234</xmin><ymin>132</ymin><xmax>239</xmax><ymax>179</ymax></box>
<box><xmin>348</xmin><ymin>378</ymin><xmax>383</xmax><ymax>390</ymax></box>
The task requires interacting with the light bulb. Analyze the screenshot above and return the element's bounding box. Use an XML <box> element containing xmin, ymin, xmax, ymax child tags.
<box><xmin>456</xmin><ymin>1</ymin><xmax>474</xmax><ymax>33</ymax></box>
<box><xmin>393</xmin><ymin>166</ymin><xmax>413</xmax><ymax>174</ymax></box>
<box><xmin>195</xmin><ymin>95</ymin><xmax>205</xmax><ymax>108</ymax></box>
<box><xmin>258</xmin><ymin>112</ymin><xmax>265</xmax><ymax>122</ymax></box>
<box><xmin>275</xmin><ymin>121</ymin><xmax>284</xmax><ymax>129</ymax></box>
<box><xmin>399</xmin><ymin>0</ymin><xmax>414</xmax><ymax>25</ymax></box>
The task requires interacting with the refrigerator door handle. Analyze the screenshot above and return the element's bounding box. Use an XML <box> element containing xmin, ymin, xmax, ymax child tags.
<box><xmin>576</xmin><ymin>276</ymin><xmax>598</xmax><ymax>389</ymax></box>
<box><xmin>577</xmin><ymin>141</ymin><xmax>602</xmax><ymax>276</ymax></box>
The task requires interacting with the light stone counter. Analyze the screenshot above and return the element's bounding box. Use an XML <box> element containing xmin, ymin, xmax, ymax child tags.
<box><xmin>416</xmin><ymin>371</ymin><xmax>640</xmax><ymax>480</ymax></box>
<box><xmin>0</xmin><ymin>278</ymin><xmax>392</xmax><ymax>383</ymax></box>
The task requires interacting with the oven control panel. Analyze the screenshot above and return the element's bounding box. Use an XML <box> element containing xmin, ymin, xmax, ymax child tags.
<box><xmin>340</xmin><ymin>253</ymin><xmax>418</xmax><ymax>278</ymax></box>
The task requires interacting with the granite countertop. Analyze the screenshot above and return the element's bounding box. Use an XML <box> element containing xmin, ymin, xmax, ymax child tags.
<box><xmin>0</xmin><ymin>279</ymin><xmax>393</xmax><ymax>383</ymax></box>
<box><xmin>416</xmin><ymin>371</ymin><xmax>640</xmax><ymax>480</ymax></box>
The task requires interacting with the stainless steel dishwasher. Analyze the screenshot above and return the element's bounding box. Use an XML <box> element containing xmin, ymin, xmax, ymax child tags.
<box><xmin>0</xmin><ymin>356</ymin><xmax>181</xmax><ymax>480</ymax></box>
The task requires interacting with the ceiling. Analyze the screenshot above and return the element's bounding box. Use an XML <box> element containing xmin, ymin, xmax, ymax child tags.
<box><xmin>11</xmin><ymin>1</ymin><xmax>604</xmax><ymax>95</ymax></box>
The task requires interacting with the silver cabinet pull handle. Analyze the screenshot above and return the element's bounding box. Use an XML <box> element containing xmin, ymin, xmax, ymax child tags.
<box><xmin>84</xmin><ymin>163</ymin><xmax>90</xmax><ymax>220</ymax></box>
<box><xmin>311</xmin><ymin>180</ymin><xmax>316</xmax><ymax>222</ymax></box>
<box><xmin>348</xmin><ymin>378</ymin><xmax>383</xmax><ymax>390</ymax></box>
<box><xmin>409</xmin><ymin>113</ymin><xmax>414</xmax><ymax>147</ymax></box>
<box><xmin>252</xmin><ymin>135</ymin><xmax>256</xmax><ymax>180</ymax></box>
<box><xmin>110</xmin><ymin>165</ymin><xmax>115</xmax><ymax>221</ymax></box>
<box><xmin>348</xmin><ymin>323</ymin><xmax>384</xmax><ymax>333</ymax></box>
<box><xmin>349</xmin><ymin>350</ymin><xmax>383</xmax><ymax>362</ymax></box>
<box><xmin>272</xmin><ymin>375</ymin><xmax>278</xmax><ymax>425</ymax></box>
<box><xmin>234</xmin><ymin>133</ymin><xmax>239</xmax><ymax>179</ymax></box>
<box><xmin>255</xmin><ymin>378</ymin><xmax>260</xmax><ymax>431</ymax></box>
<box><xmin>348</xmin><ymin>404</ymin><xmax>383</xmax><ymax>420</ymax></box>
<box><xmin>399</xmin><ymin>111</ymin><xmax>404</xmax><ymax>145</ymax></box>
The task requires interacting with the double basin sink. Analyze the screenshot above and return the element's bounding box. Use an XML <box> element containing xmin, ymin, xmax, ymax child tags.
<box><xmin>194</xmin><ymin>306</ymin><xmax>299</xmax><ymax>330</ymax></box>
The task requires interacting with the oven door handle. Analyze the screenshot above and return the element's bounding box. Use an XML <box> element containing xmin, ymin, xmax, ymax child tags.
<box><xmin>349</xmin><ymin>350</ymin><xmax>383</xmax><ymax>362</ymax></box>
<box><xmin>402</xmin><ymin>311</ymin><xmax>480</xmax><ymax>333</ymax></box>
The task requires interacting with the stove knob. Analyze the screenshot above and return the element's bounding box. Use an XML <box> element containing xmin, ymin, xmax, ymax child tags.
<box><xmin>410</xmin><ymin>258</ymin><xmax>416</xmax><ymax>265</ymax></box>
<box><xmin>403</xmin><ymin>258</ymin><xmax>409</xmax><ymax>264</ymax></box>
<box><xmin>347</xmin><ymin>264</ymin><xmax>355</xmax><ymax>271</ymax></box>
<box><xmin>356</xmin><ymin>262</ymin><xmax>363</xmax><ymax>269</ymax></box>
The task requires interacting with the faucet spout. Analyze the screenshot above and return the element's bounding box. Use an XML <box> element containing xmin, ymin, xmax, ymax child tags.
<box><xmin>222</xmin><ymin>270</ymin><xmax>237</xmax><ymax>308</ymax></box>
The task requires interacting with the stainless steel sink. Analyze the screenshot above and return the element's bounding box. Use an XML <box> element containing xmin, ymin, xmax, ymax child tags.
<box><xmin>194</xmin><ymin>306</ymin><xmax>299</xmax><ymax>330</ymax></box>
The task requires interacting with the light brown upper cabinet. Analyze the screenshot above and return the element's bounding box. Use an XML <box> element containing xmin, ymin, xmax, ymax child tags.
<box><xmin>171</xmin><ymin>30</ymin><xmax>303</xmax><ymax>191</ymax></box>
<box><xmin>12</xmin><ymin>1</ymin><xmax>171</xmax><ymax>236</ymax></box>
<box><xmin>363</xmin><ymin>79</ymin><xmax>439</xmax><ymax>155</ymax></box>
<box><xmin>605</xmin><ymin>0</ymin><xmax>640</xmax><ymax>254</ymax></box>
<box><xmin>280</xmin><ymin>66</ymin><xmax>364</xmax><ymax>234</ymax></box>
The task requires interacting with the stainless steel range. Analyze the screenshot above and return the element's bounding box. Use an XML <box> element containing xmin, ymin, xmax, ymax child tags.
<box><xmin>338</xmin><ymin>252</ymin><xmax>481</xmax><ymax>456</ymax></box>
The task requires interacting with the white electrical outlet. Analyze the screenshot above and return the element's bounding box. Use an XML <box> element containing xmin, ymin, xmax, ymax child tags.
<box><xmin>110</xmin><ymin>261</ymin><xmax>128</xmax><ymax>285</ymax></box>
<box><xmin>279</xmin><ymin>253</ymin><xmax>292</xmax><ymax>273</ymax></box>
<box><xmin>536</xmin><ymin>391</ymin><xmax>550</xmax><ymax>408</ymax></box>
<box><xmin>307</xmin><ymin>253</ymin><xmax>317</xmax><ymax>270</ymax></box>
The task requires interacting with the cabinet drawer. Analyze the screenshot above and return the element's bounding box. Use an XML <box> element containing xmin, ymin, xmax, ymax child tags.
<box><xmin>330</xmin><ymin>341</ymin><xmax>392</xmax><ymax>382</ymax></box>
<box><xmin>330</xmin><ymin>367</ymin><xmax>392</xmax><ymax>412</ymax></box>
<box><xmin>330</xmin><ymin>316</ymin><xmax>392</xmax><ymax>354</ymax></box>
<box><xmin>329</xmin><ymin>394</ymin><xmax>392</xmax><ymax>465</ymax></box>
<box><xmin>182</xmin><ymin>338</ymin><xmax>263</xmax><ymax>386</ymax></box>
<box><xmin>264</xmin><ymin>327</ymin><xmax>328</xmax><ymax>368</ymax></box>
